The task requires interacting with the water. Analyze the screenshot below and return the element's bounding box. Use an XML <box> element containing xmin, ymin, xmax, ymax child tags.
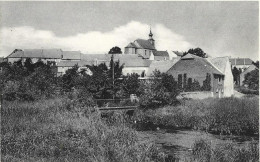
<box><xmin>137</xmin><ymin>129</ymin><xmax>259</xmax><ymax>160</ymax></box>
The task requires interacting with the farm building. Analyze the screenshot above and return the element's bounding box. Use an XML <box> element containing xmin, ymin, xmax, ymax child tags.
<box><xmin>167</xmin><ymin>54</ymin><xmax>234</xmax><ymax>98</ymax></box>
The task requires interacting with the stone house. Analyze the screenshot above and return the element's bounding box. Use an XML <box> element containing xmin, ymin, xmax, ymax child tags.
<box><xmin>150</xmin><ymin>51</ymin><xmax>170</xmax><ymax>61</ymax></box>
<box><xmin>167</xmin><ymin>54</ymin><xmax>234</xmax><ymax>98</ymax></box>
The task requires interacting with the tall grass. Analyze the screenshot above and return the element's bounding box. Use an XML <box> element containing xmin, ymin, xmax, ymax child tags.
<box><xmin>1</xmin><ymin>97</ymin><xmax>164</xmax><ymax>162</ymax></box>
<box><xmin>134</xmin><ymin>97</ymin><xmax>259</xmax><ymax>135</ymax></box>
<box><xmin>189</xmin><ymin>139</ymin><xmax>259</xmax><ymax>162</ymax></box>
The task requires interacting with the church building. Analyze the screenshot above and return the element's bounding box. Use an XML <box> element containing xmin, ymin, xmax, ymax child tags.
<box><xmin>124</xmin><ymin>28</ymin><xmax>156</xmax><ymax>59</ymax></box>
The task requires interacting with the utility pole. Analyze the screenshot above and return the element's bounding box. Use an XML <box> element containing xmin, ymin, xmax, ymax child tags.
<box><xmin>112</xmin><ymin>54</ymin><xmax>115</xmax><ymax>100</ymax></box>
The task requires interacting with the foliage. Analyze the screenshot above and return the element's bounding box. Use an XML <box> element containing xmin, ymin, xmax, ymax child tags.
<box><xmin>1</xmin><ymin>59</ymin><xmax>57</xmax><ymax>101</ymax></box>
<box><xmin>201</xmin><ymin>73</ymin><xmax>211</xmax><ymax>91</ymax></box>
<box><xmin>252</xmin><ymin>60</ymin><xmax>259</xmax><ymax>68</ymax></box>
<box><xmin>1</xmin><ymin>97</ymin><xmax>164</xmax><ymax>161</ymax></box>
<box><xmin>191</xmin><ymin>139</ymin><xmax>259</xmax><ymax>162</ymax></box>
<box><xmin>243</xmin><ymin>69</ymin><xmax>259</xmax><ymax>90</ymax></box>
<box><xmin>121</xmin><ymin>73</ymin><xmax>140</xmax><ymax>97</ymax></box>
<box><xmin>61</xmin><ymin>64</ymin><xmax>80</xmax><ymax>92</ymax></box>
<box><xmin>183</xmin><ymin>48</ymin><xmax>207</xmax><ymax>58</ymax></box>
<box><xmin>134</xmin><ymin>97</ymin><xmax>259</xmax><ymax>135</ymax></box>
<box><xmin>232</xmin><ymin>67</ymin><xmax>242</xmax><ymax>85</ymax></box>
<box><xmin>139</xmin><ymin>70</ymin><xmax>179</xmax><ymax>109</ymax></box>
<box><xmin>108</xmin><ymin>46</ymin><xmax>122</xmax><ymax>54</ymax></box>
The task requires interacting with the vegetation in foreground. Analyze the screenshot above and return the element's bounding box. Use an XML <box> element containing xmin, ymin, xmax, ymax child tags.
<box><xmin>188</xmin><ymin>139</ymin><xmax>259</xmax><ymax>162</ymax></box>
<box><xmin>2</xmin><ymin>96</ymin><xmax>259</xmax><ymax>162</ymax></box>
<box><xmin>1</xmin><ymin>97</ymin><xmax>166</xmax><ymax>162</ymax></box>
<box><xmin>134</xmin><ymin>97</ymin><xmax>259</xmax><ymax>136</ymax></box>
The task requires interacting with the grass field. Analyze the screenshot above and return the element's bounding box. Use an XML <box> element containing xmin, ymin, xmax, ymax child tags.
<box><xmin>134</xmin><ymin>96</ymin><xmax>259</xmax><ymax>135</ymax></box>
<box><xmin>1</xmin><ymin>96</ymin><xmax>259</xmax><ymax>161</ymax></box>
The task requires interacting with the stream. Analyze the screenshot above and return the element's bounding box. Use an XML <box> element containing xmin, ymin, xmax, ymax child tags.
<box><xmin>137</xmin><ymin>129</ymin><xmax>259</xmax><ymax>160</ymax></box>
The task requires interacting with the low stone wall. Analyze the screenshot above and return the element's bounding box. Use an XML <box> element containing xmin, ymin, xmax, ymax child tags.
<box><xmin>177</xmin><ymin>91</ymin><xmax>213</xmax><ymax>100</ymax></box>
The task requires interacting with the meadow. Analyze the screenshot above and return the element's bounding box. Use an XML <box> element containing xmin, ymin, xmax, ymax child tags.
<box><xmin>134</xmin><ymin>96</ymin><xmax>259</xmax><ymax>136</ymax></box>
<box><xmin>1</xmin><ymin>95</ymin><xmax>259</xmax><ymax>162</ymax></box>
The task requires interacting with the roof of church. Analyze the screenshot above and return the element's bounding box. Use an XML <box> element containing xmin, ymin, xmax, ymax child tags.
<box><xmin>135</xmin><ymin>39</ymin><xmax>156</xmax><ymax>50</ymax></box>
<box><xmin>153</xmin><ymin>51</ymin><xmax>169</xmax><ymax>57</ymax></box>
<box><xmin>125</xmin><ymin>42</ymin><xmax>138</xmax><ymax>48</ymax></box>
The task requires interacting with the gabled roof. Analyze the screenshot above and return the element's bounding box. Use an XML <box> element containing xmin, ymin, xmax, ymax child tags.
<box><xmin>147</xmin><ymin>59</ymin><xmax>179</xmax><ymax>76</ymax></box>
<box><xmin>62</xmin><ymin>51</ymin><xmax>81</xmax><ymax>60</ymax></box>
<box><xmin>153</xmin><ymin>51</ymin><xmax>169</xmax><ymax>57</ymax></box>
<box><xmin>207</xmin><ymin>57</ymin><xmax>229</xmax><ymax>74</ymax></box>
<box><xmin>134</xmin><ymin>39</ymin><xmax>156</xmax><ymax>50</ymax></box>
<box><xmin>168</xmin><ymin>54</ymin><xmax>224</xmax><ymax>75</ymax></box>
<box><xmin>229</xmin><ymin>58</ymin><xmax>253</xmax><ymax>65</ymax></box>
<box><xmin>7</xmin><ymin>49</ymin><xmax>62</xmax><ymax>59</ymax></box>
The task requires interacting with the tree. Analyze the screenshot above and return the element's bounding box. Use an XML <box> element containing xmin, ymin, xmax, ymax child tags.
<box><xmin>201</xmin><ymin>73</ymin><xmax>211</xmax><ymax>91</ymax></box>
<box><xmin>62</xmin><ymin>65</ymin><xmax>80</xmax><ymax>92</ymax></box>
<box><xmin>232</xmin><ymin>67</ymin><xmax>241</xmax><ymax>85</ymax></box>
<box><xmin>243</xmin><ymin>69</ymin><xmax>259</xmax><ymax>90</ymax></box>
<box><xmin>183</xmin><ymin>48</ymin><xmax>207</xmax><ymax>58</ymax></box>
<box><xmin>108</xmin><ymin>46</ymin><xmax>122</xmax><ymax>54</ymax></box>
<box><xmin>252</xmin><ymin>61</ymin><xmax>259</xmax><ymax>68</ymax></box>
<box><xmin>121</xmin><ymin>73</ymin><xmax>140</xmax><ymax>97</ymax></box>
<box><xmin>138</xmin><ymin>71</ymin><xmax>179</xmax><ymax>108</ymax></box>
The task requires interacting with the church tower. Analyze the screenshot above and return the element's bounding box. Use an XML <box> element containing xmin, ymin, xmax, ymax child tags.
<box><xmin>148</xmin><ymin>27</ymin><xmax>155</xmax><ymax>47</ymax></box>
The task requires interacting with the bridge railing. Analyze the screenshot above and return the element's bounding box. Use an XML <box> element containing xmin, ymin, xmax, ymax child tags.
<box><xmin>94</xmin><ymin>98</ymin><xmax>139</xmax><ymax>110</ymax></box>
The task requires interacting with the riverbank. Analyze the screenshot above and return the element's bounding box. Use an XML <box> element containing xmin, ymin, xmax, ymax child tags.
<box><xmin>137</xmin><ymin>129</ymin><xmax>258</xmax><ymax>161</ymax></box>
<box><xmin>134</xmin><ymin>96</ymin><xmax>259</xmax><ymax>136</ymax></box>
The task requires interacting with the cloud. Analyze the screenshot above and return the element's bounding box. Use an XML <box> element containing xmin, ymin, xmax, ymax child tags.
<box><xmin>0</xmin><ymin>21</ymin><xmax>193</xmax><ymax>56</ymax></box>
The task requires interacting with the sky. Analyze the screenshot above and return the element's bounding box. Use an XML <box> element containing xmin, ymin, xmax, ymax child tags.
<box><xmin>0</xmin><ymin>1</ymin><xmax>259</xmax><ymax>60</ymax></box>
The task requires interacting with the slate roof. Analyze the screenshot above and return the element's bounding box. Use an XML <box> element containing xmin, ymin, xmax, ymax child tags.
<box><xmin>207</xmin><ymin>57</ymin><xmax>229</xmax><ymax>74</ymax></box>
<box><xmin>147</xmin><ymin>59</ymin><xmax>179</xmax><ymax>76</ymax></box>
<box><xmin>62</xmin><ymin>51</ymin><xmax>81</xmax><ymax>60</ymax></box>
<box><xmin>57</xmin><ymin>60</ymin><xmax>94</xmax><ymax>67</ymax></box>
<box><xmin>153</xmin><ymin>51</ymin><xmax>169</xmax><ymax>57</ymax></box>
<box><xmin>229</xmin><ymin>58</ymin><xmax>253</xmax><ymax>65</ymax></box>
<box><xmin>134</xmin><ymin>39</ymin><xmax>156</xmax><ymax>50</ymax></box>
<box><xmin>170</xmin><ymin>54</ymin><xmax>224</xmax><ymax>75</ymax></box>
<box><xmin>8</xmin><ymin>49</ymin><xmax>62</xmax><ymax>59</ymax></box>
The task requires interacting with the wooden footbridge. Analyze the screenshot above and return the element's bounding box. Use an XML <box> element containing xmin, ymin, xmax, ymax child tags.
<box><xmin>94</xmin><ymin>99</ymin><xmax>139</xmax><ymax>111</ymax></box>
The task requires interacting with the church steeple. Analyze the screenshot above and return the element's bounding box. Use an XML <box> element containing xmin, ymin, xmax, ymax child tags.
<box><xmin>148</xmin><ymin>27</ymin><xmax>155</xmax><ymax>47</ymax></box>
<box><xmin>149</xmin><ymin>27</ymin><xmax>153</xmax><ymax>38</ymax></box>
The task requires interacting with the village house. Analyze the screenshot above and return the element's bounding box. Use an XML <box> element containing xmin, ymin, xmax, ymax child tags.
<box><xmin>167</xmin><ymin>54</ymin><xmax>234</xmax><ymax>98</ymax></box>
<box><xmin>229</xmin><ymin>57</ymin><xmax>253</xmax><ymax>71</ymax></box>
<box><xmin>6</xmin><ymin>49</ymin><xmax>84</xmax><ymax>64</ymax></box>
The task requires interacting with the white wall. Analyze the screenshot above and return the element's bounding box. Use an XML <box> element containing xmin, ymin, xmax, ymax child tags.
<box><xmin>122</xmin><ymin>67</ymin><xmax>149</xmax><ymax>76</ymax></box>
<box><xmin>223</xmin><ymin>60</ymin><xmax>234</xmax><ymax>97</ymax></box>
